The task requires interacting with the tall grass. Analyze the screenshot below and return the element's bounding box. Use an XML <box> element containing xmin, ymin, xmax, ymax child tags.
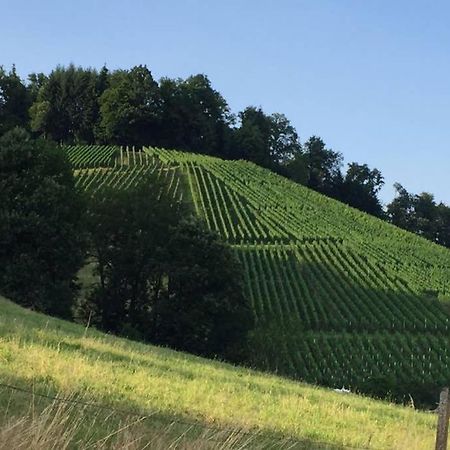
<box><xmin>0</xmin><ymin>393</ymin><xmax>294</xmax><ymax>449</ymax></box>
<box><xmin>0</xmin><ymin>297</ymin><xmax>438</xmax><ymax>449</ymax></box>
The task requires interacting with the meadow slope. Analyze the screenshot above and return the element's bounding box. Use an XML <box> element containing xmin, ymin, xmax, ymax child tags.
<box><xmin>0</xmin><ymin>296</ymin><xmax>439</xmax><ymax>449</ymax></box>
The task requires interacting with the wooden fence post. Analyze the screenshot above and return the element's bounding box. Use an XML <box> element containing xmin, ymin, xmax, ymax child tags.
<box><xmin>436</xmin><ymin>387</ymin><xmax>450</xmax><ymax>450</ymax></box>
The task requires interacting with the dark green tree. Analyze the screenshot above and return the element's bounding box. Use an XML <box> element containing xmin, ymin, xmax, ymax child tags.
<box><xmin>27</xmin><ymin>72</ymin><xmax>48</xmax><ymax>105</ymax></box>
<box><xmin>97</xmin><ymin>65</ymin><xmax>160</xmax><ymax>145</ymax></box>
<box><xmin>414</xmin><ymin>192</ymin><xmax>439</xmax><ymax>241</ymax></box>
<box><xmin>337</xmin><ymin>163</ymin><xmax>385</xmax><ymax>217</ymax></box>
<box><xmin>387</xmin><ymin>185</ymin><xmax>450</xmax><ymax>248</ymax></box>
<box><xmin>84</xmin><ymin>174</ymin><xmax>179</xmax><ymax>334</ymax></box>
<box><xmin>84</xmin><ymin>177</ymin><xmax>252</xmax><ymax>360</ymax></box>
<box><xmin>0</xmin><ymin>128</ymin><xmax>84</xmax><ymax>317</ymax></box>
<box><xmin>0</xmin><ymin>66</ymin><xmax>30</xmax><ymax>135</ymax></box>
<box><xmin>386</xmin><ymin>183</ymin><xmax>415</xmax><ymax>231</ymax></box>
<box><xmin>96</xmin><ymin>65</ymin><xmax>110</xmax><ymax>96</ymax></box>
<box><xmin>303</xmin><ymin>136</ymin><xmax>343</xmax><ymax>195</ymax></box>
<box><xmin>233</xmin><ymin>107</ymin><xmax>273</xmax><ymax>167</ymax></box>
<box><xmin>269</xmin><ymin>113</ymin><xmax>302</xmax><ymax>165</ymax></box>
<box><xmin>152</xmin><ymin>218</ymin><xmax>254</xmax><ymax>361</ymax></box>
<box><xmin>436</xmin><ymin>203</ymin><xmax>450</xmax><ymax>248</ymax></box>
<box><xmin>283</xmin><ymin>150</ymin><xmax>309</xmax><ymax>185</ymax></box>
<box><xmin>29</xmin><ymin>64</ymin><xmax>99</xmax><ymax>143</ymax></box>
<box><xmin>92</xmin><ymin>65</ymin><xmax>110</xmax><ymax>139</ymax></box>
<box><xmin>159</xmin><ymin>74</ymin><xmax>233</xmax><ymax>155</ymax></box>
<box><xmin>233</xmin><ymin>108</ymin><xmax>303</xmax><ymax>170</ymax></box>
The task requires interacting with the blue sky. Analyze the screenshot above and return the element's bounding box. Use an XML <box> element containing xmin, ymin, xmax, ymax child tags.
<box><xmin>1</xmin><ymin>0</ymin><xmax>449</xmax><ymax>204</ymax></box>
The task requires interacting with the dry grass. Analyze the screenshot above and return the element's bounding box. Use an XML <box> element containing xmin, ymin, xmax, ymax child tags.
<box><xmin>0</xmin><ymin>395</ymin><xmax>293</xmax><ymax>450</ymax></box>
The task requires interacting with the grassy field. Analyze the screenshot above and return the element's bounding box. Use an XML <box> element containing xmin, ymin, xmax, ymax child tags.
<box><xmin>0</xmin><ymin>296</ymin><xmax>440</xmax><ymax>449</ymax></box>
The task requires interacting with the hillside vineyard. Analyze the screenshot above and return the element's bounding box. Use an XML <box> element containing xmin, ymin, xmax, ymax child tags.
<box><xmin>68</xmin><ymin>145</ymin><xmax>450</xmax><ymax>394</ymax></box>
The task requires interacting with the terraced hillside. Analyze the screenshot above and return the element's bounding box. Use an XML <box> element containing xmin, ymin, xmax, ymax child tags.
<box><xmin>67</xmin><ymin>145</ymin><xmax>450</xmax><ymax>400</ymax></box>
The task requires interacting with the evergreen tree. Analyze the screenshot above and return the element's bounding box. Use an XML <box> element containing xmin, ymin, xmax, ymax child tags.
<box><xmin>0</xmin><ymin>66</ymin><xmax>30</xmax><ymax>135</ymax></box>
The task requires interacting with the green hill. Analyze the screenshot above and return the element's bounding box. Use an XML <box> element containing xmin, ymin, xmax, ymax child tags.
<box><xmin>0</xmin><ymin>296</ymin><xmax>439</xmax><ymax>449</ymax></box>
<box><xmin>68</xmin><ymin>145</ymin><xmax>450</xmax><ymax>401</ymax></box>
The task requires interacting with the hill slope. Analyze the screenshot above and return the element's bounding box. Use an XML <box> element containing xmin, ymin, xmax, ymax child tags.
<box><xmin>0</xmin><ymin>296</ymin><xmax>439</xmax><ymax>449</ymax></box>
<box><xmin>69</xmin><ymin>145</ymin><xmax>450</xmax><ymax>400</ymax></box>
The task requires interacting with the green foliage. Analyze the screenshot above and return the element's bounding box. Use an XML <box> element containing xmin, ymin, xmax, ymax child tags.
<box><xmin>360</xmin><ymin>375</ymin><xmax>445</xmax><ymax>406</ymax></box>
<box><xmin>97</xmin><ymin>65</ymin><xmax>160</xmax><ymax>145</ymax></box>
<box><xmin>387</xmin><ymin>183</ymin><xmax>450</xmax><ymax>248</ymax></box>
<box><xmin>12</xmin><ymin>62</ymin><xmax>412</xmax><ymax>229</ymax></box>
<box><xmin>269</xmin><ymin>112</ymin><xmax>302</xmax><ymax>165</ymax></box>
<box><xmin>20</xmin><ymin>141</ymin><xmax>444</xmax><ymax>404</ymax></box>
<box><xmin>152</xmin><ymin>218</ymin><xmax>254</xmax><ymax>361</ymax></box>
<box><xmin>10</xmin><ymin>62</ymin><xmax>450</xmax><ymax>244</ymax></box>
<box><xmin>81</xmin><ymin>170</ymin><xmax>252</xmax><ymax>361</ymax></box>
<box><xmin>233</xmin><ymin>107</ymin><xmax>274</xmax><ymax>168</ymax></box>
<box><xmin>283</xmin><ymin>151</ymin><xmax>308</xmax><ymax>184</ymax></box>
<box><xmin>0</xmin><ymin>66</ymin><xmax>30</xmax><ymax>135</ymax></box>
<box><xmin>336</xmin><ymin>162</ymin><xmax>385</xmax><ymax>217</ymax></box>
<box><xmin>303</xmin><ymin>135</ymin><xmax>343</xmax><ymax>194</ymax></box>
<box><xmin>158</xmin><ymin>74</ymin><xmax>233</xmax><ymax>155</ymax></box>
<box><xmin>29</xmin><ymin>64</ymin><xmax>100</xmax><ymax>143</ymax></box>
<box><xmin>26</xmin><ymin>72</ymin><xmax>48</xmax><ymax>104</ymax></box>
<box><xmin>0</xmin><ymin>129</ymin><xmax>84</xmax><ymax>317</ymax></box>
<box><xmin>83</xmin><ymin>173</ymin><xmax>179</xmax><ymax>334</ymax></box>
<box><xmin>73</xmin><ymin>147</ymin><xmax>160</xmax><ymax>193</ymax></box>
<box><xmin>64</xmin><ymin>144</ymin><xmax>118</xmax><ymax>168</ymax></box>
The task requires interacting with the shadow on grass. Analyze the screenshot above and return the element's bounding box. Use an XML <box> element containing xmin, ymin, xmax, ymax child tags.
<box><xmin>0</xmin><ymin>375</ymin><xmax>349</xmax><ymax>450</ymax></box>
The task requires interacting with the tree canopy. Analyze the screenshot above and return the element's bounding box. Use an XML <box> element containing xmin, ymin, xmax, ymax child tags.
<box><xmin>30</xmin><ymin>64</ymin><xmax>99</xmax><ymax>143</ymax></box>
<box><xmin>97</xmin><ymin>65</ymin><xmax>160</xmax><ymax>145</ymax></box>
<box><xmin>158</xmin><ymin>74</ymin><xmax>233</xmax><ymax>155</ymax></box>
<box><xmin>336</xmin><ymin>163</ymin><xmax>385</xmax><ymax>218</ymax></box>
<box><xmin>0</xmin><ymin>128</ymin><xmax>84</xmax><ymax>317</ymax></box>
<box><xmin>387</xmin><ymin>184</ymin><xmax>450</xmax><ymax>247</ymax></box>
<box><xmin>0</xmin><ymin>66</ymin><xmax>30</xmax><ymax>136</ymax></box>
<box><xmin>83</xmin><ymin>176</ymin><xmax>253</xmax><ymax>361</ymax></box>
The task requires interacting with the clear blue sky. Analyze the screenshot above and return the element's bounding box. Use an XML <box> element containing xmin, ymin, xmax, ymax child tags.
<box><xmin>2</xmin><ymin>0</ymin><xmax>449</xmax><ymax>204</ymax></box>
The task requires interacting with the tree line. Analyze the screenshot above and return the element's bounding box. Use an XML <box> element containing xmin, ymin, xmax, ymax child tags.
<box><xmin>1</xmin><ymin>63</ymin><xmax>449</xmax><ymax>247</ymax></box>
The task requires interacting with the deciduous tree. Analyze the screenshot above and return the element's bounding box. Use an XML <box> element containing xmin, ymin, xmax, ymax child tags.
<box><xmin>29</xmin><ymin>64</ymin><xmax>99</xmax><ymax>143</ymax></box>
<box><xmin>337</xmin><ymin>163</ymin><xmax>385</xmax><ymax>217</ymax></box>
<box><xmin>159</xmin><ymin>74</ymin><xmax>233</xmax><ymax>155</ymax></box>
<box><xmin>97</xmin><ymin>65</ymin><xmax>160</xmax><ymax>145</ymax></box>
<box><xmin>303</xmin><ymin>136</ymin><xmax>343</xmax><ymax>194</ymax></box>
<box><xmin>0</xmin><ymin>128</ymin><xmax>84</xmax><ymax>317</ymax></box>
<box><xmin>84</xmin><ymin>177</ymin><xmax>252</xmax><ymax>361</ymax></box>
